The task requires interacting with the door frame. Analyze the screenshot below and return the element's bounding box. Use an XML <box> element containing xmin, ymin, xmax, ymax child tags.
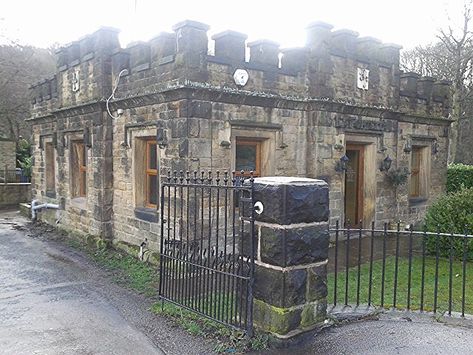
<box><xmin>344</xmin><ymin>143</ymin><xmax>365</xmax><ymax>227</ymax></box>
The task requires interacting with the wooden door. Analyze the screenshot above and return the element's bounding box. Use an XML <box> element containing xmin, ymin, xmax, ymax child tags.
<box><xmin>344</xmin><ymin>144</ymin><xmax>364</xmax><ymax>227</ymax></box>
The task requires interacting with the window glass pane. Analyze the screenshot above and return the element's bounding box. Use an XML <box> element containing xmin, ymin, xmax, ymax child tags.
<box><xmin>410</xmin><ymin>147</ymin><xmax>422</xmax><ymax>197</ymax></box>
<box><xmin>45</xmin><ymin>143</ymin><xmax>55</xmax><ymax>191</ymax></box>
<box><xmin>81</xmin><ymin>143</ymin><xmax>87</xmax><ymax>167</ymax></box>
<box><xmin>236</xmin><ymin>144</ymin><xmax>257</xmax><ymax>172</ymax></box>
<box><xmin>148</xmin><ymin>174</ymin><xmax>157</xmax><ymax>205</ymax></box>
<box><xmin>80</xmin><ymin>170</ymin><xmax>87</xmax><ymax>196</ymax></box>
<box><xmin>148</xmin><ymin>143</ymin><xmax>157</xmax><ymax>170</ymax></box>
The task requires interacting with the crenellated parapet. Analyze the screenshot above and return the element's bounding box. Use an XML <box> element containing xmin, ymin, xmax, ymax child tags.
<box><xmin>399</xmin><ymin>72</ymin><xmax>450</xmax><ymax>117</ymax></box>
<box><xmin>29</xmin><ymin>19</ymin><xmax>451</xmax><ymax>120</ymax></box>
<box><xmin>30</xmin><ymin>26</ymin><xmax>120</xmax><ymax>117</ymax></box>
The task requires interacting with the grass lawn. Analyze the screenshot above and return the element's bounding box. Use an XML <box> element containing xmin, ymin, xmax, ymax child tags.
<box><xmin>328</xmin><ymin>255</ymin><xmax>473</xmax><ymax>315</ymax></box>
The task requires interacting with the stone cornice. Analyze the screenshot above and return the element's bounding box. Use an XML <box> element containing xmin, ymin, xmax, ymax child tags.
<box><xmin>28</xmin><ymin>80</ymin><xmax>453</xmax><ymax>126</ymax></box>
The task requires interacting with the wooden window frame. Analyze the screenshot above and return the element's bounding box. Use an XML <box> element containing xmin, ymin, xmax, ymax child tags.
<box><xmin>344</xmin><ymin>144</ymin><xmax>365</xmax><ymax>227</ymax></box>
<box><xmin>409</xmin><ymin>147</ymin><xmax>421</xmax><ymax>198</ymax></box>
<box><xmin>71</xmin><ymin>141</ymin><xmax>87</xmax><ymax>198</ymax></box>
<box><xmin>45</xmin><ymin>142</ymin><xmax>56</xmax><ymax>195</ymax></box>
<box><xmin>145</xmin><ymin>140</ymin><xmax>158</xmax><ymax>208</ymax></box>
<box><xmin>235</xmin><ymin>138</ymin><xmax>262</xmax><ymax>177</ymax></box>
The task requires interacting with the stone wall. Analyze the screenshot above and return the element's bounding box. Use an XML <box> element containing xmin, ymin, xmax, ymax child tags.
<box><xmin>0</xmin><ymin>183</ymin><xmax>31</xmax><ymax>207</ymax></box>
<box><xmin>0</xmin><ymin>139</ymin><xmax>16</xmax><ymax>170</ymax></box>
<box><xmin>28</xmin><ymin>19</ymin><xmax>451</xmax><ymax>249</ymax></box>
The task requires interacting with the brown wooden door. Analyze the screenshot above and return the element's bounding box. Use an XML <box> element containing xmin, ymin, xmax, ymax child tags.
<box><xmin>344</xmin><ymin>144</ymin><xmax>364</xmax><ymax>227</ymax></box>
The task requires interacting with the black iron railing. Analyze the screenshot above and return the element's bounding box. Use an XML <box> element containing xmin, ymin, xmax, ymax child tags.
<box><xmin>158</xmin><ymin>171</ymin><xmax>256</xmax><ymax>335</ymax></box>
<box><xmin>0</xmin><ymin>168</ymin><xmax>30</xmax><ymax>183</ymax></box>
<box><xmin>329</xmin><ymin>221</ymin><xmax>473</xmax><ymax>317</ymax></box>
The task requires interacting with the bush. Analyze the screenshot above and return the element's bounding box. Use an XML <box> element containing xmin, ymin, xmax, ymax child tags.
<box><xmin>16</xmin><ymin>138</ymin><xmax>32</xmax><ymax>177</ymax></box>
<box><xmin>447</xmin><ymin>163</ymin><xmax>473</xmax><ymax>193</ymax></box>
<box><xmin>424</xmin><ymin>188</ymin><xmax>473</xmax><ymax>260</ymax></box>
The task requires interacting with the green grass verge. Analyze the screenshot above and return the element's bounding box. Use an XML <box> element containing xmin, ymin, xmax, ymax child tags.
<box><xmin>151</xmin><ymin>302</ymin><xmax>270</xmax><ymax>353</ymax></box>
<box><xmin>65</xmin><ymin>237</ymin><xmax>159</xmax><ymax>298</ymax></box>
<box><xmin>328</xmin><ymin>255</ymin><xmax>473</xmax><ymax>314</ymax></box>
<box><xmin>63</xmin><ymin>236</ymin><xmax>269</xmax><ymax>353</ymax></box>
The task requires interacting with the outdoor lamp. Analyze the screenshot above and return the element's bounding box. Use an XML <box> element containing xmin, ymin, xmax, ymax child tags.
<box><xmin>335</xmin><ymin>154</ymin><xmax>350</xmax><ymax>172</ymax></box>
<box><xmin>380</xmin><ymin>155</ymin><xmax>393</xmax><ymax>172</ymax></box>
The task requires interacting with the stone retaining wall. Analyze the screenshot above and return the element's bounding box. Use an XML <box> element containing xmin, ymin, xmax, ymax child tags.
<box><xmin>0</xmin><ymin>183</ymin><xmax>31</xmax><ymax>207</ymax></box>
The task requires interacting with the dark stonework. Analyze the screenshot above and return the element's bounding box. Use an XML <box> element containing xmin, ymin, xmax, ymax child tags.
<box><xmin>253</xmin><ymin>299</ymin><xmax>302</xmax><ymax>334</ymax></box>
<box><xmin>260</xmin><ymin>224</ymin><xmax>329</xmax><ymax>267</ymax></box>
<box><xmin>307</xmin><ymin>264</ymin><xmax>327</xmax><ymax>301</ymax></box>
<box><xmin>254</xmin><ymin>265</ymin><xmax>307</xmax><ymax>308</ymax></box>
<box><xmin>134</xmin><ymin>207</ymin><xmax>159</xmax><ymax>223</ymax></box>
<box><xmin>252</xmin><ymin>177</ymin><xmax>329</xmax><ymax>225</ymax></box>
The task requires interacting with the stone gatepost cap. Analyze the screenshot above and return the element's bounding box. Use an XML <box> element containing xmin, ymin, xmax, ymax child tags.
<box><xmin>253</xmin><ymin>176</ymin><xmax>327</xmax><ymax>186</ymax></box>
<box><xmin>250</xmin><ymin>176</ymin><xmax>329</xmax><ymax>225</ymax></box>
<box><xmin>172</xmin><ymin>20</ymin><xmax>210</xmax><ymax>32</ymax></box>
<box><xmin>418</xmin><ymin>76</ymin><xmax>436</xmax><ymax>82</ymax></box>
<box><xmin>306</xmin><ymin>21</ymin><xmax>334</xmax><ymax>30</ymax></box>
<box><xmin>357</xmin><ymin>36</ymin><xmax>382</xmax><ymax>44</ymax></box>
<box><xmin>331</xmin><ymin>29</ymin><xmax>360</xmax><ymax>38</ymax></box>
<box><xmin>401</xmin><ymin>71</ymin><xmax>420</xmax><ymax>78</ymax></box>
<box><xmin>247</xmin><ymin>39</ymin><xmax>280</xmax><ymax>48</ymax></box>
<box><xmin>211</xmin><ymin>30</ymin><xmax>248</xmax><ymax>40</ymax></box>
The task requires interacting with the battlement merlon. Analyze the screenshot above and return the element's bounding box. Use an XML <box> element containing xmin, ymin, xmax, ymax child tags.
<box><xmin>29</xmin><ymin>19</ymin><xmax>451</xmax><ymax>119</ymax></box>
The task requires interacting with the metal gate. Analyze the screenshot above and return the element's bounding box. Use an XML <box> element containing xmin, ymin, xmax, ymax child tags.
<box><xmin>158</xmin><ymin>171</ymin><xmax>256</xmax><ymax>334</ymax></box>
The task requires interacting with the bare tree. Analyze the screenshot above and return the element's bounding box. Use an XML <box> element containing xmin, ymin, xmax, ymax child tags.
<box><xmin>0</xmin><ymin>43</ymin><xmax>55</xmax><ymax>141</ymax></box>
<box><xmin>401</xmin><ymin>1</ymin><xmax>473</xmax><ymax>163</ymax></box>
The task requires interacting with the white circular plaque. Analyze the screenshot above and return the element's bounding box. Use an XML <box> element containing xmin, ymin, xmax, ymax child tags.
<box><xmin>233</xmin><ymin>69</ymin><xmax>249</xmax><ymax>87</ymax></box>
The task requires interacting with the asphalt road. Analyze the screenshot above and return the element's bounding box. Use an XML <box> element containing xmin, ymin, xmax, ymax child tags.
<box><xmin>0</xmin><ymin>210</ymin><xmax>214</xmax><ymax>355</ymax></box>
<box><xmin>3</xmin><ymin>209</ymin><xmax>473</xmax><ymax>355</ymax></box>
<box><xmin>295</xmin><ymin>317</ymin><xmax>473</xmax><ymax>354</ymax></box>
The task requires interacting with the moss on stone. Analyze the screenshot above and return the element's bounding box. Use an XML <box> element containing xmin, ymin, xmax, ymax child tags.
<box><xmin>253</xmin><ymin>299</ymin><xmax>301</xmax><ymax>335</ymax></box>
<box><xmin>300</xmin><ymin>304</ymin><xmax>316</xmax><ymax>328</ymax></box>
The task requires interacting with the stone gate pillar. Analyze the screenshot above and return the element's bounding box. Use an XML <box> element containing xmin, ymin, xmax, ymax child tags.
<box><xmin>252</xmin><ymin>177</ymin><xmax>329</xmax><ymax>339</ymax></box>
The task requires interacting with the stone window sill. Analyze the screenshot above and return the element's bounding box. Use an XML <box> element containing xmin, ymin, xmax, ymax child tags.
<box><xmin>134</xmin><ymin>207</ymin><xmax>158</xmax><ymax>223</ymax></box>
<box><xmin>70</xmin><ymin>197</ymin><xmax>87</xmax><ymax>210</ymax></box>
<box><xmin>409</xmin><ymin>197</ymin><xmax>428</xmax><ymax>206</ymax></box>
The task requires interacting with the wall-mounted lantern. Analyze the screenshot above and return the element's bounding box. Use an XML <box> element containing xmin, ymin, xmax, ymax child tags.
<box><xmin>403</xmin><ymin>138</ymin><xmax>412</xmax><ymax>153</ymax></box>
<box><xmin>432</xmin><ymin>140</ymin><xmax>439</xmax><ymax>154</ymax></box>
<box><xmin>157</xmin><ymin>127</ymin><xmax>168</xmax><ymax>149</ymax></box>
<box><xmin>335</xmin><ymin>154</ymin><xmax>349</xmax><ymax>172</ymax></box>
<box><xmin>380</xmin><ymin>155</ymin><xmax>393</xmax><ymax>172</ymax></box>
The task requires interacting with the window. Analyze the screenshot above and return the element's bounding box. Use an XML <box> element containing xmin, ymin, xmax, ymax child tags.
<box><xmin>235</xmin><ymin>138</ymin><xmax>261</xmax><ymax>177</ymax></box>
<box><xmin>134</xmin><ymin>138</ymin><xmax>158</xmax><ymax>209</ymax></box>
<box><xmin>45</xmin><ymin>142</ymin><xmax>55</xmax><ymax>195</ymax></box>
<box><xmin>409</xmin><ymin>147</ymin><xmax>421</xmax><ymax>197</ymax></box>
<box><xmin>145</xmin><ymin>140</ymin><xmax>158</xmax><ymax>207</ymax></box>
<box><xmin>409</xmin><ymin>146</ymin><xmax>430</xmax><ymax>200</ymax></box>
<box><xmin>71</xmin><ymin>141</ymin><xmax>87</xmax><ymax>198</ymax></box>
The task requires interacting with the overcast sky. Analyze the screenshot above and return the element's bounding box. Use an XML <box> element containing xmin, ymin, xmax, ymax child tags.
<box><xmin>0</xmin><ymin>0</ymin><xmax>468</xmax><ymax>50</ymax></box>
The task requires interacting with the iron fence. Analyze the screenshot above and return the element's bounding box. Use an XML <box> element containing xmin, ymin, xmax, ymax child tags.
<box><xmin>0</xmin><ymin>168</ymin><xmax>30</xmax><ymax>184</ymax></box>
<box><xmin>158</xmin><ymin>171</ymin><xmax>256</xmax><ymax>335</ymax></box>
<box><xmin>329</xmin><ymin>221</ymin><xmax>473</xmax><ymax>317</ymax></box>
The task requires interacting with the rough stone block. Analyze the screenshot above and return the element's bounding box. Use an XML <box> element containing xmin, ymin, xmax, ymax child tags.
<box><xmin>254</xmin><ymin>265</ymin><xmax>306</xmax><ymax>308</ymax></box>
<box><xmin>260</xmin><ymin>223</ymin><xmax>329</xmax><ymax>267</ymax></box>
<box><xmin>306</xmin><ymin>264</ymin><xmax>327</xmax><ymax>302</ymax></box>
<box><xmin>300</xmin><ymin>301</ymin><xmax>326</xmax><ymax>328</ymax></box>
<box><xmin>252</xmin><ymin>177</ymin><xmax>329</xmax><ymax>225</ymax></box>
<box><xmin>253</xmin><ymin>299</ymin><xmax>302</xmax><ymax>335</ymax></box>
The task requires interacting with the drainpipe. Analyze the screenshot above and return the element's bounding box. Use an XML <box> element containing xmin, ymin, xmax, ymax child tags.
<box><xmin>31</xmin><ymin>199</ymin><xmax>60</xmax><ymax>220</ymax></box>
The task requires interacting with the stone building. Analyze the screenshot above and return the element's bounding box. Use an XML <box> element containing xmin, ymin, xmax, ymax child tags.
<box><xmin>0</xmin><ymin>137</ymin><xmax>16</xmax><ymax>171</ymax></box>
<box><xmin>28</xmin><ymin>20</ymin><xmax>451</xmax><ymax>250</ymax></box>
